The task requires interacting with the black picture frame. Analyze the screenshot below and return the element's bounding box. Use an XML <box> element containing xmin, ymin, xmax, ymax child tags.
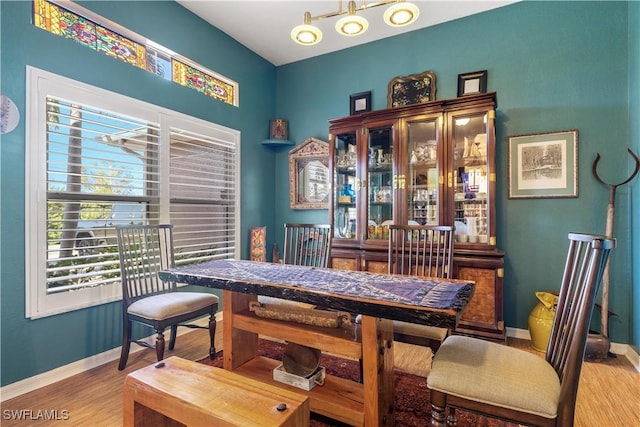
<box><xmin>457</xmin><ymin>70</ymin><xmax>488</xmax><ymax>97</ymax></box>
<box><xmin>350</xmin><ymin>91</ymin><xmax>371</xmax><ymax>115</ymax></box>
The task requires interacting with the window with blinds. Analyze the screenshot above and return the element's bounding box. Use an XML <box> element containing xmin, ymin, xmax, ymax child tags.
<box><xmin>169</xmin><ymin>127</ymin><xmax>238</xmax><ymax>265</ymax></box>
<box><xmin>26</xmin><ymin>66</ymin><xmax>240</xmax><ymax>318</ymax></box>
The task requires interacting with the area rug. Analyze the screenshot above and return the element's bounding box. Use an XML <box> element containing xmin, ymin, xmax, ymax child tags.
<box><xmin>199</xmin><ymin>339</ymin><xmax>516</xmax><ymax>427</ymax></box>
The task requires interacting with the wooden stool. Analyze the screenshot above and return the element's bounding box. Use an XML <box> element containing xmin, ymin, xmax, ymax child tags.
<box><xmin>124</xmin><ymin>356</ymin><xmax>309</xmax><ymax>427</ymax></box>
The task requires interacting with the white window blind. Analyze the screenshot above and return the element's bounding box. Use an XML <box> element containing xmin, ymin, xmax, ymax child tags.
<box><xmin>45</xmin><ymin>98</ymin><xmax>161</xmax><ymax>294</ymax></box>
<box><xmin>168</xmin><ymin>127</ymin><xmax>238</xmax><ymax>265</ymax></box>
<box><xmin>26</xmin><ymin>67</ymin><xmax>240</xmax><ymax>318</ymax></box>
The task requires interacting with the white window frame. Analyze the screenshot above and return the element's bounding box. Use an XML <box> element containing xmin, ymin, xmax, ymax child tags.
<box><xmin>25</xmin><ymin>66</ymin><xmax>241</xmax><ymax>319</ymax></box>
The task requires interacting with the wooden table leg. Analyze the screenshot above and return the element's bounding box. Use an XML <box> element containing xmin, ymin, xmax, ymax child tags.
<box><xmin>223</xmin><ymin>290</ymin><xmax>259</xmax><ymax>371</ymax></box>
<box><xmin>360</xmin><ymin>315</ymin><xmax>395</xmax><ymax>426</ymax></box>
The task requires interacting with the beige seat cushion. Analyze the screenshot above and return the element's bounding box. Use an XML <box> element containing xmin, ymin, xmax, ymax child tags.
<box><xmin>128</xmin><ymin>292</ymin><xmax>218</xmax><ymax>320</ymax></box>
<box><xmin>427</xmin><ymin>335</ymin><xmax>560</xmax><ymax>419</ymax></box>
<box><xmin>257</xmin><ymin>295</ymin><xmax>315</xmax><ymax>310</ymax></box>
<box><xmin>393</xmin><ymin>320</ymin><xmax>448</xmax><ymax>341</ymax></box>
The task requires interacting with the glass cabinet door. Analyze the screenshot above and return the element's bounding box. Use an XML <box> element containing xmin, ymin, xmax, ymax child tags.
<box><xmin>333</xmin><ymin>131</ymin><xmax>357</xmax><ymax>239</ymax></box>
<box><xmin>450</xmin><ymin>111</ymin><xmax>492</xmax><ymax>245</ymax></box>
<box><xmin>366</xmin><ymin>125</ymin><xmax>393</xmax><ymax>240</ymax></box>
<box><xmin>407</xmin><ymin>116</ymin><xmax>441</xmax><ymax>226</ymax></box>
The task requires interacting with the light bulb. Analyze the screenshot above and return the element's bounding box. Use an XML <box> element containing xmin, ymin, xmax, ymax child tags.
<box><xmin>291</xmin><ymin>12</ymin><xmax>322</xmax><ymax>45</ymax></box>
<box><xmin>384</xmin><ymin>1</ymin><xmax>420</xmax><ymax>27</ymax></box>
<box><xmin>335</xmin><ymin>15</ymin><xmax>369</xmax><ymax>36</ymax></box>
<box><xmin>335</xmin><ymin>1</ymin><xmax>368</xmax><ymax>36</ymax></box>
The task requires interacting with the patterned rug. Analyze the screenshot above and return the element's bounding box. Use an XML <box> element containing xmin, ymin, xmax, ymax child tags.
<box><xmin>199</xmin><ymin>339</ymin><xmax>515</xmax><ymax>427</ymax></box>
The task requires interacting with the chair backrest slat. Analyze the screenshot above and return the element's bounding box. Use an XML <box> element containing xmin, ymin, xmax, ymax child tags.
<box><xmin>283</xmin><ymin>223</ymin><xmax>331</xmax><ymax>268</ymax></box>
<box><xmin>546</xmin><ymin>233</ymin><xmax>615</xmax><ymax>424</ymax></box>
<box><xmin>116</xmin><ymin>224</ymin><xmax>176</xmax><ymax>306</ymax></box>
<box><xmin>388</xmin><ymin>225</ymin><xmax>454</xmax><ymax>278</ymax></box>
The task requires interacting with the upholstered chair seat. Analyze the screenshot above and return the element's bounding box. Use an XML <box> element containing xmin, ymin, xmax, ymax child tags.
<box><xmin>128</xmin><ymin>292</ymin><xmax>219</xmax><ymax>321</ymax></box>
<box><xmin>426</xmin><ymin>233</ymin><xmax>616</xmax><ymax>427</ymax></box>
<box><xmin>393</xmin><ymin>320</ymin><xmax>449</xmax><ymax>346</ymax></box>
<box><xmin>428</xmin><ymin>335</ymin><xmax>561</xmax><ymax>418</ymax></box>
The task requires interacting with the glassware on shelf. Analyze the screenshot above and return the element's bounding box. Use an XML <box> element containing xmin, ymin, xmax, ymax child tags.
<box><xmin>339</xmin><ymin>183</ymin><xmax>356</xmax><ymax>202</ymax></box>
<box><xmin>376</xmin><ymin>186</ymin><xmax>392</xmax><ymax>203</ymax></box>
<box><xmin>336</xmin><ymin>208</ymin><xmax>356</xmax><ymax>238</ymax></box>
<box><xmin>369</xmin><ymin>148</ymin><xmax>377</xmax><ymax>169</ymax></box>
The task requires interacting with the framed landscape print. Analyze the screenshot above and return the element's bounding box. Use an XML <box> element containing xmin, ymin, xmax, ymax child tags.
<box><xmin>508</xmin><ymin>130</ymin><xmax>578</xmax><ymax>199</ymax></box>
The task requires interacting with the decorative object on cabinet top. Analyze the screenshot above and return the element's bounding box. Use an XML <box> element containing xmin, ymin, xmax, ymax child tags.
<box><xmin>350</xmin><ymin>91</ymin><xmax>371</xmax><ymax>115</ymax></box>
<box><xmin>507</xmin><ymin>130</ymin><xmax>578</xmax><ymax>199</ymax></box>
<box><xmin>387</xmin><ymin>70</ymin><xmax>436</xmax><ymax>108</ymax></box>
<box><xmin>289</xmin><ymin>137</ymin><xmax>330</xmax><ymax>209</ymax></box>
<box><xmin>457</xmin><ymin>70</ymin><xmax>488</xmax><ymax>97</ymax></box>
<box><xmin>261</xmin><ymin>118</ymin><xmax>294</xmax><ymax>147</ymax></box>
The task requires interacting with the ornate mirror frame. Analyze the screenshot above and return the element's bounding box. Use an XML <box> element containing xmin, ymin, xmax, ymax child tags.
<box><xmin>289</xmin><ymin>137</ymin><xmax>330</xmax><ymax>210</ymax></box>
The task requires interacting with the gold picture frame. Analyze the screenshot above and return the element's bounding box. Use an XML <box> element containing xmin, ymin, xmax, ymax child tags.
<box><xmin>387</xmin><ymin>70</ymin><xmax>437</xmax><ymax>108</ymax></box>
<box><xmin>289</xmin><ymin>137</ymin><xmax>330</xmax><ymax>209</ymax></box>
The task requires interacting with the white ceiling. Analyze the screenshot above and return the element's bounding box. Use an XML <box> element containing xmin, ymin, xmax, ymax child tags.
<box><xmin>176</xmin><ymin>1</ymin><xmax>518</xmax><ymax>66</ymax></box>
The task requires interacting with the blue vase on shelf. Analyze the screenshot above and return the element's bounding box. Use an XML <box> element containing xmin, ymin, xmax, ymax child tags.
<box><xmin>340</xmin><ymin>183</ymin><xmax>356</xmax><ymax>202</ymax></box>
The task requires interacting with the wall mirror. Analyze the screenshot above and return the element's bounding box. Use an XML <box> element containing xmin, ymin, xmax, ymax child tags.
<box><xmin>289</xmin><ymin>137</ymin><xmax>329</xmax><ymax>210</ymax></box>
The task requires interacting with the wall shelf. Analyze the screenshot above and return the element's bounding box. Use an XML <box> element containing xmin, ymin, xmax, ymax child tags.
<box><xmin>261</xmin><ymin>139</ymin><xmax>294</xmax><ymax>148</ymax></box>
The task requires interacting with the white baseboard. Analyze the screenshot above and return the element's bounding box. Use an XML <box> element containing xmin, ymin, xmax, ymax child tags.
<box><xmin>2</xmin><ymin>318</ymin><xmax>637</xmax><ymax>402</ymax></box>
<box><xmin>506</xmin><ymin>326</ymin><xmax>532</xmax><ymax>340</ymax></box>
<box><xmin>506</xmin><ymin>327</ymin><xmax>639</xmax><ymax>371</ymax></box>
<box><xmin>0</xmin><ymin>314</ymin><xmax>218</xmax><ymax>402</ymax></box>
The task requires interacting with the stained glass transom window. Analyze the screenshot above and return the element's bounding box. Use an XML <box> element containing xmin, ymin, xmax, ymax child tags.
<box><xmin>32</xmin><ymin>0</ymin><xmax>238</xmax><ymax>106</ymax></box>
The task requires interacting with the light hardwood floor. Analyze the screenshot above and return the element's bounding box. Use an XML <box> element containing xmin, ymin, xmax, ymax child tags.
<box><xmin>2</xmin><ymin>326</ymin><xmax>638</xmax><ymax>426</ymax></box>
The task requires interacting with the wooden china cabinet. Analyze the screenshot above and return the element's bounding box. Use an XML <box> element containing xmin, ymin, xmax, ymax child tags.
<box><xmin>328</xmin><ymin>92</ymin><xmax>505</xmax><ymax>342</ymax></box>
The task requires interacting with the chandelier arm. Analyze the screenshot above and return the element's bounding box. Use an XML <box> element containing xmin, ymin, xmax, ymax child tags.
<box><xmin>307</xmin><ymin>0</ymin><xmax>398</xmax><ymax>22</ymax></box>
<box><xmin>293</xmin><ymin>0</ymin><xmax>416</xmax><ymax>45</ymax></box>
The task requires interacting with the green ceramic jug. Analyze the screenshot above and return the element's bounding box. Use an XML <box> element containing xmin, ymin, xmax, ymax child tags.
<box><xmin>528</xmin><ymin>291</ymin><xmax>558</xmax><ymax>352</ymax></box>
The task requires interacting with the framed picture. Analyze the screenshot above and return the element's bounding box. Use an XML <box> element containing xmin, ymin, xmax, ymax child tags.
<box><xmin>457</xmin><ymin>70</ymin><xmax>487</xmax><ymax>97</ymax></box>
<box><xmin>249</xmin><ymin>226</ymin><xmax>267</xmax><ymax>262</ymax></box>
<box><xmin>269</xmin><ymin>119</ymin><xmax>288</xmax><ymax>140</ymax></box>
<box><xmin>387</xmin><ymin>70</ymin><xmax>437</xmax><ymax>108</ymax></box>
<box><xmin>289</xmin><ymin>137</ymin><xmax>330</xmax><ymax>209</ymax></box>
<box><xmin>350</xmin><ymin>91</ymin><xmax>371</xmax><ymax>115</ymax></box>
<box><xmin>508</xmin><ymin>130</ymin><xmax>578</xmax><ymax>199</ymax></box>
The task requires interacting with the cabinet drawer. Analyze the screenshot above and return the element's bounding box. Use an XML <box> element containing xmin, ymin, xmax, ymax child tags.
<box><xmin>331</xmin><ymin>257</ymin><xmax>358</xmax><ymax>271</ymax></box>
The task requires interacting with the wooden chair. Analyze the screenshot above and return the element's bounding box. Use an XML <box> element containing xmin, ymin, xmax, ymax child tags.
<box><xmin>388</xmin><ymin>224</ymin><xmax>454</xmax><ymax>352</ymax></box>
<box><xmin>258</xmin><ymin>223</ymin><xmax>331</xmax><ymax>309</ymax></box>
<box><xmin>427</xmin><ymin>232</ymin><xmax>616</xmax><ymax>427</ymax></box>
<box><xmin>283</xmin><ymin>223</ymin><xmax>332</xmax><ymax>268</ymax></box>
<box><xmin>116</xmin><ymin>224</ymin><xmax>219</xmax><ymax>370</ymax></box>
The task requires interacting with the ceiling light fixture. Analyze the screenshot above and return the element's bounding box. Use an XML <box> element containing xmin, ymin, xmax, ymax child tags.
<box><xmin>291</xmin><ymin>11</ymin><xmax>323</xmax><ymax>46</ymax></box>
<box><xmin>335</xmin><ymin>1</ymin><xmax>369</xmax><ymax>36</ymax></box>
<box><xmin>383</xmin><ymin>1</ymin><xmax>420</xmax><ymax>27</ymax></box>
<box><xmin>291</xmin><ymin>0</ymin><xmax>420</xmax><ymax>46</ymax></box>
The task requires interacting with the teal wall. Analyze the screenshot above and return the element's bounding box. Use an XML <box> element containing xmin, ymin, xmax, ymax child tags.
<box><xmin>1</xmin><ymin>1</ymin><xmax>637</xmax><ymax>388</ymax></box>
<box><xmin>629</xmin><ymin>1</ymin><xmax>639</xmax><ymax>355</ymax></box>
<box><xmin>0</xmin><ymin>1</ymin><xmax>278</xmax><ymax>386</ymax></box>
<box><xmin>275</xmin><ymin>1</ymin><xmax>638</xmax><ymax>347</ymax></box>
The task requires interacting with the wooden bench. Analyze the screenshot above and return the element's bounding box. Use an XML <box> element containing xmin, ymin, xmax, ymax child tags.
<box><xmin>124</xmin><ymin>356</ymin><xmax>310</xmax><ymax>427</ymax></box>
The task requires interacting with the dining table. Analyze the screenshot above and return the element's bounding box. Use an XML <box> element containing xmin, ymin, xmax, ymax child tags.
<box><xmin>159</xmin><ymin>259</ymin><xmax>474</xmax><ymax>426</ymax></box>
